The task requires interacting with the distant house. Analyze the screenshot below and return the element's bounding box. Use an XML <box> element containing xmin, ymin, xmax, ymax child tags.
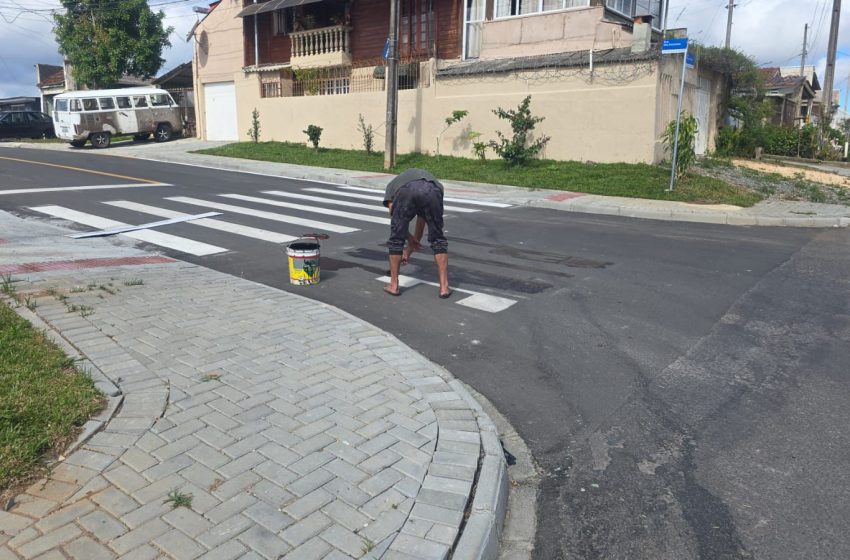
<box><xmin>35</xmin><ymin>61</ymin><xmax>152</xmax><ymax>114</ymax></box>
<box><xmin>191</xmin><ymin>0</ymin><xmax>726</xmax><ymax>163</ymax></box>
<box><xmin>760</xmin><ymin>67</ymin><xmax>817</xmax><ymax>127</ymax></box>
<box><xmin>0</xmin><ymin>97</ymin><xmax>40</xmax><ymax>112</ymax></box>
<box><xmin>154</xmin><ymin>62</ymin><xmax>197</xmax><ymax>135</ymax></box>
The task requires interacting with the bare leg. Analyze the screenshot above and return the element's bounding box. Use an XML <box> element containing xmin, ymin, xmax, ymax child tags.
<box><xmin>386</xmin><ymin>254</ymin><xmax>403</xmax><ymax>295</ymax></box>
<box><xmin>434</xmin><ymin>253</ymin><xmax>450</xmax><ymax>297</ymax></box>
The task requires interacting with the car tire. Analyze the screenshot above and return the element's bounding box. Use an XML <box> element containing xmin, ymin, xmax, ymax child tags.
<box><xmin>133</xmin><ymin>133</ymin><xmax>150</xmax><ymax>142</ymax></box>
<box><xmin>90</xmin><ymin>132</ymin><xmax>111</xmax><ymax>149</ymax></box>
<box><xmin>69</xmin><ymin>140</ymin><xmax>86</xmax><ymax>148</ymax></box>
<box><xmin>154</xmin><ymin>123</ymin><xmax>172</xmax><ymax>143</ymax></box>
<box><xmin>43</xmin><ymin>129</ymin><xmax>55</xmax><ymax>139</ymax></box>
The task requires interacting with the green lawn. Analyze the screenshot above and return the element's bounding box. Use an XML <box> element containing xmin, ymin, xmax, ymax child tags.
<box><xmin>196</xmin><ymin>141</ymin><xmax>763</xmax><ymax>207</ymax></box>
<box><xmin>0</xmin><ymin>299</ymin><xmax>103</xmax><ymax>495</ymax></box>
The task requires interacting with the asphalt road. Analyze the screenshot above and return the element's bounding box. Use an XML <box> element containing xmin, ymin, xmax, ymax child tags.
<box><xmin>2</xmin><ymin>146</ymin><xmax>849</xmax><ymax>560</ymax></box>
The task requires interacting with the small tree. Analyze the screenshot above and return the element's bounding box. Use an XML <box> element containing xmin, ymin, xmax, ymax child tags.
<box><xmin>662</xmin><ymin>112</ymin><xmax>698</xmax><ymax>179</ymax></box>
<box><xmin>303</xmin><ymin>124</ymin><xmax>323</xmax><ymax>149</ymax></box>
<box><xmin>247</xmin><ymin>108</ymin><xmax>261</xmax><ymax>143</ymax></box>
<box><xmin>358</xmin><ymin>114</ymin><xmax>375</xmax><ymax>154</ymax></box>
<box><xmin>53</xmin><ymin>0</ymin><xmax>173</xmax><ymax>89</ymax></box>
<box><xmin>436</xmin><ymin>110</ymin><xmax>468</xmax><ymax>156</ymax></box>
<box><xmin>489</xmin><ymin>96</ymin><xmax>550</xmax><ymax>166</ymax></box>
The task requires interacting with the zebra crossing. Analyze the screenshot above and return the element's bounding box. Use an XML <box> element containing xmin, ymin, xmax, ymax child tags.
<box><xmin>16</xmin><ymin>182</ymin><xmax>517</xmax><ymax>312</ymax></box>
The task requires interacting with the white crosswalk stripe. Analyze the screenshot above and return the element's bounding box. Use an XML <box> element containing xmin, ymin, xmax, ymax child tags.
<box><xmin>29</xmin><ymin>205</ymin><xmax>228</xmax><ymax>256</ymax></box>
<box><xmin>262</xmin><ymin>190</ymin><xmax>387</xmax><ymax>212</ymax></box>
<box><xmin>296</xmin><ymin>188</ymin><xmax>481</xmax><ymax>213</ymax></box>
<box><xmin>220</xmin><ymin>193</ymin><xmax>390</xmax><ymax>225</ymax></box>
<box><xmin>337</xmin><ymin>185</ymin><xmax>513</xmax><ymax>208</ymax></box>
<box><xmin>376</xmin><ymin>274</ymin><xmax>517</xmax><ymax>313</ymax></box>
<box><xmin>103</xmin><ymin>200</ymin><xmax>297</xmax><ymax>244</ymax></box>
<box><xmin>165</xmin><ymin>196</ymin><xmax>359</xmax><ymax>234</ymax></box>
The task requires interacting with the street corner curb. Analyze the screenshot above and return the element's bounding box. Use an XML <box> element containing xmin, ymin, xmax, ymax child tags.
<box><xmin>448</xmin><ymin>380</ymin><xmax>509</xmax><ymax>560</ymax></box>
<box><xmin>2</xmin><ymin>296</ymin><xmax>124</xmax><ymax>458</ymax></box>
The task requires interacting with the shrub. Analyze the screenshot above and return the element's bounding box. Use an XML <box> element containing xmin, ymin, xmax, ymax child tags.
<box><xmin>468</xmin><ymin>131</ymin><xmax>487</xmax><ymax>160</ymax></box>
<box><xmin>436</xmin><ymin>110</ymin><xmax>468</xmax><ymax>156</ymax></box>
<box><xmin>247</xmin><ymin>108</ymin><xmax>261</xmax><ymax>143</ymax></box>
<box><xmin>488</xmin><ymin>96</ymin><xmax>550</xmax><ymax>166</ymax></box>
<box><xmin>662</xmin><ymin>112</ymin><xmax>698</xmax><ymax>179</ymax></box>
<box><xmin>358</xmin><ymin>114</ymin><xmax>375</xmax><ymax>154</ymax></box>
<box><xmin>303</xmin><ymin>124</ymin><xmax>323</xmax><ymax>149</ymax></box>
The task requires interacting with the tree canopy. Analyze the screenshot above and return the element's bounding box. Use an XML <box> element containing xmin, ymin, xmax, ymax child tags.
<box><xmin>53</xmin><ymin>0</ymin><xmax>173</xmax><ymax>89</ymax></box>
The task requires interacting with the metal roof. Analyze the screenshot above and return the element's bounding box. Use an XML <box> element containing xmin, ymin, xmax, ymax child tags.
<box><xmin>436</xmin><ymin>48</ymin><xmax>657</xmax><ymax>77</ymax></box>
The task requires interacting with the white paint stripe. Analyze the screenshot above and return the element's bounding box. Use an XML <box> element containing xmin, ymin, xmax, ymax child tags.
<box><xmin>165</xmin><ymin>196</ymin><xmax>359</xmax><ymax>234</ymax></box>
<box><xmin>68</xmin><ymin>212</ymin><xmax>222</xmax><ymax>238</ymax></box>
<box><xmin>263</xmin><ymin>190</ymin><xmax>388</xmax><ymax>212</ymax></box>
<box><xmin>28</xmin><ymin>205</ymin><xmax>227</xmax><ymax>256</ymax></box>
<box><xmin>297</xmin><ymin>188</ymin><xmax>480</xmax><ymax>213</ymax></box>
<box><xmin>103</xmin><ymin>200</ymin><xmax>298</xmax><ymax>244</ymax></box>
<box><xmin>340</xmin><ymin>185</ymin><xmax>512</xmax><ymax>208</ymax></box>
<box><xmin>0</xmin><ymin>183</ymin><xmax>170</xmax><ymax>195</ymax></box>
<box><xmin>376</xmin><ymin>274</ymin><xmax>517</xmax><ymax>313</ymax></box>
<box><xmin>221</xmin><ymin>193</ymin><xmax>390</xmax><ymax>225</ymax></box>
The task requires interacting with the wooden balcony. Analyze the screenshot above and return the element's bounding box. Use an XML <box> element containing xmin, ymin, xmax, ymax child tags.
<box><xmin>290</xmin><ymin>25</ymin><xmax>352</xmax><ymax>69</ymax></box>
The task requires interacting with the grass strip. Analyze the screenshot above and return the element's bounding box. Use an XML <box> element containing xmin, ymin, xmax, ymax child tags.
<box><xmin>0</xmin><ymin>300</ymin><xmax>103</xmax><ymax>494</ymax></box>
<box><xmin>196</xmin><ymin>141</ymin><xmax>763</xmax><ymax>207</ymax></box>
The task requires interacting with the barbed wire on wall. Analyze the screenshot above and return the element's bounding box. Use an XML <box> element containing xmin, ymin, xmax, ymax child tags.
<box><xmin>436</xmin><ymin>47</ymin><xmax>658</xmax><ymax>86</ymax></box>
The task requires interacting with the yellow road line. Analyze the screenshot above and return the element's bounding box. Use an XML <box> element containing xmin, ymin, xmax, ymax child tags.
<box><xmin>0</xmin><ymin>156</ymin><xmax>161</xmax><ymax>184</ymax></box>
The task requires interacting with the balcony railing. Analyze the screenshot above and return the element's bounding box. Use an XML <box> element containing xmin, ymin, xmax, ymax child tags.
<box><xmin>290</xmin><ymin>25</ymin><xmax>351</xmax><ymax>68</ymax></box>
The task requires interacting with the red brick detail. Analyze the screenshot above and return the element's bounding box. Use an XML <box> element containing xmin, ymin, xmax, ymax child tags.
<box><xmin>546</xmin><ymin>192</ymin><xmax>587</xmax><ymax>202</ymax></box>
<box><xmin>0</xmin><ymin>256</ymin><xmax>175</xmax><ymax>275</ymax></box>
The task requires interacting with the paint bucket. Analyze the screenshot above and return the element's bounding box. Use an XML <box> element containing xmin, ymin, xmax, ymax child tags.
<box><xmin>287</xmin><ymin>237</ymin><xmax>321</xmax><ymax>285</ymax></box>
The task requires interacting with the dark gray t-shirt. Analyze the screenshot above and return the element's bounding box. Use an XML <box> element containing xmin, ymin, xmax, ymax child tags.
<box><xmin>382</xmin><ymin>168</ymin><xmax>444</xmax><ymax>207</ymax></box>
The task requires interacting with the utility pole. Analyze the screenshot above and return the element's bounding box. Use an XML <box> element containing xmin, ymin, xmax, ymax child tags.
<box><xmin>800</xmin><ymin>23</ymin><xmax>808</xmax><ymax>75</ymax></box>
<box><xmin>383</xmin><ymin>0</ymin><xmax>400</xmax><ymax>170</ymax></box>
<box><xmin>725</xmin><ymin>0</ymin><xmax>735</xmax><ymax>48</ymax></box>
<box><xmin>820</xmin><ymin>0</ymin><xmax>841</xmax><ymax>149</ymax></box>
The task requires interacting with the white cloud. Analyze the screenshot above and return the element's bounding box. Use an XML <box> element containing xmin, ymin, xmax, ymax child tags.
<box><xmin>0</xmin><ymin>1</ymin><xmax>201</xmax><ymax>98</ymax></box>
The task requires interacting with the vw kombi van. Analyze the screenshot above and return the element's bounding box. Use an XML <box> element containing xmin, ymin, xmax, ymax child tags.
<box><xmin>53</xmin><ymin>87</ymin><xmax>182</xmax><ymax>148</ymax></box>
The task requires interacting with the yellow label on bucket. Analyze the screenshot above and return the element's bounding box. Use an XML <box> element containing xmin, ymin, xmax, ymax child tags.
<box><xmin>289</xmin><ymin>257</ymin><xmax>320</xmax><ymax>285</ymax></box>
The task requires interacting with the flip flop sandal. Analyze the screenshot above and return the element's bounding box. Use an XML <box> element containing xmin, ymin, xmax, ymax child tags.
<box><xmin>439</xmin><ymin>290</ymin><xmax>453</xmax><ymax>299</ymax></box>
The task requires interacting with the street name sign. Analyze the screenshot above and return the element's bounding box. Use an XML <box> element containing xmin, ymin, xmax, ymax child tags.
<box><xmin>662</xmin><ymin>37</ymin><xmax>688</xmax><ymax>54</ymax></box>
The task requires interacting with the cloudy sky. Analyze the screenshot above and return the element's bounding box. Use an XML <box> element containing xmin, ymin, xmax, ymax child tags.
<box><xmin>1</xmin><ymin>0</ymin><xmax>849</xmax><ymax>105</ymax></box>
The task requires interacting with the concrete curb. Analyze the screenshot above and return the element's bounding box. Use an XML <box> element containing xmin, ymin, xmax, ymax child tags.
<box><xmin>0</xmin><ymin>295</ymin><xmax>124</xmax><ymax>459</ymax></box>
<box><xmin>448</xmin><ymin>380</ymin><xmax>509</xmax><ymax>560</ymax></box>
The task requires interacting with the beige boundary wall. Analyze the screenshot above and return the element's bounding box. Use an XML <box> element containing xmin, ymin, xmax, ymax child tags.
<box><xmin>202</xmin><ymin>62</ymin><xmax>659</xmax><ymax>164</ymax></box>
<box><xmin>193</xmin><ymin>0</ymin><xmax>721</xmax><ymax>164</ymax></box>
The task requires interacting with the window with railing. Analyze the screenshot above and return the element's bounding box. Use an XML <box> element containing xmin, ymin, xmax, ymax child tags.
<box><xmin>605</xmin><ymin>0</ymin><xmax>663</xmax><ymax>28</ymax></box>
<box><xmin>260</xmin><ymin>72</ymin><xmax>284</xmax><ymax>98</ymax></box>
<box><xmin>494</xmin><ymin>0</ymin><xmax>588</xmax><ymax>19</ymax></box>
<box><xmin>291</xmin><ymin>67</ymin><xmax>352</xmax><ymax>96</ymax></box>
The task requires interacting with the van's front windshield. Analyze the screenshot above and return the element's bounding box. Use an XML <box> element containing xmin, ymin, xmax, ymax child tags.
<box><xmin>56</xmin><ymin>99</ymin><xmax>68</xmax><ymax>112</ymax></box>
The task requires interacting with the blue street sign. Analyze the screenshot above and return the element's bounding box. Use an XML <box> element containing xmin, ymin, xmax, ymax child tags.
<box><xmin>662</xmin><ymin>37</ymin><xmax>689</xmax><ymax>54</ymax></box>
<box><xmin>382</xmin><ymin>38</ymin><xmax>390</xmax><ymax>59</ymax></box>
<box><xmin>686</xmin><ymin>52</ymin><xmax>695</xmax><ymax>68</ymax></box>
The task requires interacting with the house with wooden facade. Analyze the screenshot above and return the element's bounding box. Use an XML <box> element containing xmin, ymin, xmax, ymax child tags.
<box><xmin>192</xmin><ymin>0</ymin><xmax>725</xmax><ymax>163</ymax></box>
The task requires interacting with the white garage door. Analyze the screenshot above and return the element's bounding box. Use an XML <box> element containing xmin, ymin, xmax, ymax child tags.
<box><xmin>204</xmin><ymin>81</ymin><xmax>238</xmax><ymax>141</ymax></box>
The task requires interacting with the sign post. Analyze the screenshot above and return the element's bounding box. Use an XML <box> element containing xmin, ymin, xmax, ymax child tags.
<box><xmin>662</xmin><ymin>37</ymin><xmax>689</xmax><ymax>192</ymax></box>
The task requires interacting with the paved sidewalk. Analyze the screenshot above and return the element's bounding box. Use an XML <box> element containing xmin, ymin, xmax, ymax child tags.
<box><xmin>0</xmin><ymin>212</ymin><xmax>507</xmax><ymax>560</ymax></box>
<box><xmin>7</xmin><ymin>139</ymin><xmax>850</xmax><ymax>227</ymax></box>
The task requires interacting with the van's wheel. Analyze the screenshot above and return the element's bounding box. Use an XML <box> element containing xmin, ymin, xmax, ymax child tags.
<box><xmin>90</xmin><ymin>132</ymin><xmax>111</xmax><ymax>149</ymax></box>
<box><xmin>133</xmin><ymin>133</ymin><xmax>150</xmax><ymax>142</ymax></box>
<box><xmin>154</xmin><ymin>123</ymin><xmax>172</xmax><ymax>142</ymax></box>
<box><xmin>69</xmin><ymin>140</ymin><xmax>86</xmax><ymax>148</ymax></box>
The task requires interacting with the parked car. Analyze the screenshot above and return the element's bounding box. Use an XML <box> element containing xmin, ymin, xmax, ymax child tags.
<box><xmin>0</xmin><ymin>111</ymin><xmax>55</xmax><ymax>139</ymax></box>
<box><xmin>53</xmin><ymin>87</ymin><xmax>182</xmax><ymax>148</ymax></box>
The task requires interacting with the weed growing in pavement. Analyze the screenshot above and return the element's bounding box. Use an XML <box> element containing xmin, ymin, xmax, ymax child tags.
<box><xmin>164</xmin><ymin>489</ymin><xmax>193</xmax><ymax>509</ymax></box>
<box><xmin>45</xmin><ymin>287</ymin><xmax>58</xmax><ymax>297</ymax></box>
<box><xmin>99</xmin><ymin>285</ymin><xmax>116</xmax><ymax>295</ymax></box>
<box><xmin>79</xmin><ymin>305</ymin><xmax>95</xmax><ymax>317</ymax></box>
<box><xmin>1</xmin><ymin>274</ymin><xmax>16</xmax><ymax>297</ymax></box>
<box><xmin>123</xmin><ymin>278</ymin><xmax>144</xmax><ymax>286</ymax></box>
<box><xmin>65</xmin><ymin>303</ymin><xmax>79</xmax><ymax>313</ymax></box>
<box><xmin>70</xmin><ymin>286</ymin><xmax>86</xmax><ymax>293</ymax></box>
<box><xmin>200</xmin><ymin>372</ymin><xmax>222</xmax><ymax>382</ymax></box>
<box><xmin>24</xmin><ymin>296</ymin><xmax>37</xmax><ymax>312</ymax></box>
<box><xmin>86</xmin><ymin>283</ymin><xmax>97</xmax><ymax>291</ymax></box>
<box><xmin>361</xmin><ymin>538</ymin><xmax>375</xmax><ymax>554</ymax></box>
